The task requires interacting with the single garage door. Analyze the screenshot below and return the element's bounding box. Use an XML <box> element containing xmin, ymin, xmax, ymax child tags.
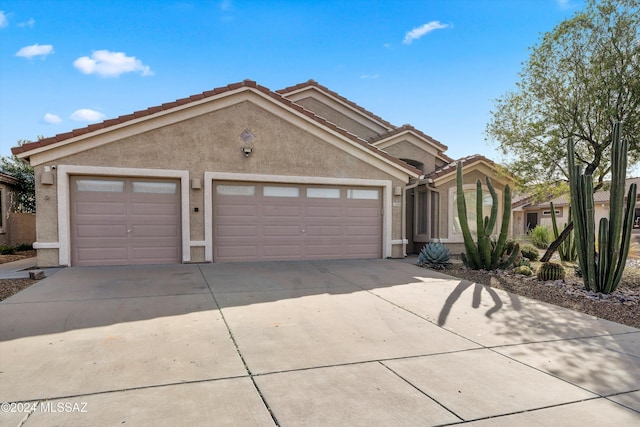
<box><xmin>213</xmin><ymin>182</ymin><xmax>382</xmax><ymax>262</ymax></box>
<box><xmin>70</xmin><ymin>176</ymin><xmax>181</xmax><ymax>266</ymax></box>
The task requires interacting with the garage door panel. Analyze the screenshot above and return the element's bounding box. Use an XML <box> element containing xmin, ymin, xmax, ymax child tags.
<box><xmin>216</xmin><ymin>204</ymin><xmax>258</xmax><ymax>217</ymax></box>
<box><xmin>213</xmin><ymin>182</ymin><xmax>382</xmax><ymax>262</ymax></box>
<box><xmin>71</xmin><ymin>176</ymin><xmax>181</xmax><ymax>266</ymax></box>
<box><xmin>305</xmin><ymin>225</ymin><xmax>342</xmax><ymax>236</ymax></box>
<box><xmin>306</xmin><ymin>206</ymin><xmax>342</xmax><ymax>217</ymax></box>
<box><xmin>75</xmin><ymin>201</ymin><xmax>128</xmax><ymax>215</ymax></box>
<box><xmin>215</xmin><ymin>225</ymin><xmax>259</xmax><ymax>237</ymax></box>
<box><xmin>215</xmin><ymin>244</ymin><xmax>259</xmax><ymax>259</ymax></box>
<box><xmin>131</xmin><ymin>202</ymin><xmax>179</xmax><ymax>216</ymax></box>
<box><xmin>262</xmin><ymin>244</ymin><xmax>304</xmax><ymax>258</ymax></box>
<box><xmin>75</xmin><ymin>224</ymin><xmax>128</xmax><ymax>238</ymax></box>
<box><xmin>75</xmin><ymin>248</ymin><xmax>129</xmax><ymax>265</ymax></box>
<box><xmin>263</xmin><ymin>225</ymin><xmax>301</xmax><ymax>236</ymax></box>
<box><xmin>131</xmin><ymin>246</ymin><xmax>180</xmax><ymax>263</ymax></box>
<box><xmin>132</xmin><ymin>224</ymin><xmax>180</xmax><ymax>237</ymax></box>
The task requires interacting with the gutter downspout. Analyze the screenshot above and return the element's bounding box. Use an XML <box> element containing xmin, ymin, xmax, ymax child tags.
<box><xmin>402</xmin><ymin>176</ymin><xmax>424</xmax><ymax>257</ymax></box>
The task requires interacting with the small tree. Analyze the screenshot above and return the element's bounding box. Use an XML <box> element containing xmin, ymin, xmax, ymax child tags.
<box><xmin>1</xmin><ymin>140</ymin><xmax>35</xmax><ymax>213</ymax></box>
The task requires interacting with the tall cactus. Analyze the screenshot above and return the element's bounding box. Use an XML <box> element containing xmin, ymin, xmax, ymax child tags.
<box><xmin>456</xmin><ymin>161</ymin><xmax>519</xmax><ymax>270</ymax></box>
<box><xmin>549</xmin><ymin>202</ymin><xmax>577</xmax><ymax>261</ymax></box>
<box><xmin>568</xmin><ymin>122</ymin><xmax>637</xmax><ymax>293</ymax></box>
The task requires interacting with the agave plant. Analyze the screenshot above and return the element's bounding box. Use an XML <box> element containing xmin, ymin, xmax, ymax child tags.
<box><xmin>417</xmin><ymin>242</ymin><xmax>451</xmax><ymax>269</ymax></box>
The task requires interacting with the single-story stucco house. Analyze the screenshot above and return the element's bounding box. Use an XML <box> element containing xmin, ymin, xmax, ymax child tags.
<box><xmin>12</xmin><ymin>79</ymin><xmax>512</xmax><ymax>267</ymax></box>
<box><xmin>512</xmin><ymin>177</ymin><xmax>640</xmax><ymax>237</ymax></box>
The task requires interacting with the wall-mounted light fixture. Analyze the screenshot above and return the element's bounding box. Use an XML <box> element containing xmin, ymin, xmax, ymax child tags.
<box><xmin>240</xmin><ymin>129</ymin><xmax>255</xmax><ymax>157</ymax></box>
<box><xmin>191</xmin><ymin>179</ymin><xmax>201</xmax><ymax>189</ymax></box>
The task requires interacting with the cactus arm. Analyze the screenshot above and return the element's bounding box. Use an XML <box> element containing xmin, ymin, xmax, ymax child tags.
<box><xmin>605</xmin><ymin>123</ymin><xmax>624</xmax><ymax>285</ymax></box>
<box><xmin>475</xmin><ymin>180</ymin><xmax>490</xmax><ymax>269</ymax></box>
<box><xmin>549</xmin><ymin>201</ymin><xmax>565</xmax><ymax>261</ymax></box>
<box><xmin>498</xmin><ymin>242</ymin><xmax>520</xmax><ymax>270</ymax></box>
<box><xmin>491</xmin><ymin>184</ymin><xmax>512</xmax><ymax>269</ymax></box>
<box><xmin>456</xmin><ymin>162</ymin><xmax>481</xmax><ymax>269</ymax></box>
<box><xmin>598</xmin><ymin>218</ymin><xmax>609</xmax><ymax>290</ymax></box>
<box><xmin>611</xmin><ymin>183</ymin><xmax>638</xmax><ymax>292</ymax></box>
<box><xmin>485</xmin><ymin>177</ymin><xmax>498</xmax><ymax>235</ymax></box>
<box><xmin>583</xmin><ymin>176</ymin><xmax>597</xmax><ymax>290</ymax></box>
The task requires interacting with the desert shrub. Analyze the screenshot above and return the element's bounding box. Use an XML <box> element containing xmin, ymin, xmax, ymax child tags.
<box><xmin>514</xmin><ymin>265</ymin><xmax>533</xmax><ymax>276</ymax></box>
<box><xmin>520</xmin><ymin>244</ymin><xmax>540</xmax><ymax>261</ymax></box>
<box><xmin>14</xmin><ymin>243</ymin><xmax>33</xmax><ymax>252</ymax></box>
<box><xmin>528</xmin><ymin>225</ymin><xmax>551</xmax><ymax>249</ymax></box>
<box><xmin>0</xmin><ymin>245</ymin><xmax>16</xmax><ymax>255</ymax></box>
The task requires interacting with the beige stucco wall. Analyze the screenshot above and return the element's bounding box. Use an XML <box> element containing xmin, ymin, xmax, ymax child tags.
<box><xmin>294</xmin><ymin>97</ymin><xmax>383</xmax><ymax>140</ymax></box>
<box><xmin>33</xmin><ymin>98</ymin><xmax>410</xmax><ymax>266</ymax></box>
<box><xmin>380</xmin><ymin>141</ymin><xmax>437</xmax><ymax>173</ymax></box>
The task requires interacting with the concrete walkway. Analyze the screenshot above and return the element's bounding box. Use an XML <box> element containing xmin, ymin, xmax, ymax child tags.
<box><xmin>0</xmin><ymin>259</ymin><xmax>638</xmax><ymax>426</ymax></box>
<box><xmin>0</xmin><ymin>257</ymin><xmax>62</xmax><ymax>280</ymax></box>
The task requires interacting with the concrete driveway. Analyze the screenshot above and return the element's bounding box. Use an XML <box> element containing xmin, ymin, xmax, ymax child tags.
<box><xmin>1</xmin><ymin>259</ymin><xmax>638</xmax><ymax>426</ymax></box>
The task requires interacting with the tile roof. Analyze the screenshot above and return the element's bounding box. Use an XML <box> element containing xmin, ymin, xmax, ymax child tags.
<box><xmin>423</xmin><ymin>154</ymin><xmax>497</xmax><ymax>181</ymax></box>
<box><xmin>368</xmin><ymin>123</ymin><xmax>450</xmax><ymax>155</ymax></box>
<box><xmin>532</xmin><ymin>176</ymin><xmax>640</xmax><ymax>208</ymax></box>
<box><xmin>277</xmin><ymin>80</ymin><xmax>396</xmax><ymax>131</ymax></box>
<box><xmin>11</xmin><ymin>79</ymin><xmax>422</xmax><ymax>176</ymax></box>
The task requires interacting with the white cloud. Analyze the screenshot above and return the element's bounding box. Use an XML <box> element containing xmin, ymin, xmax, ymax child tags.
<box><xmin>43</xmin><ymin>113</ymin><xmax>62</xmax><ymax>124</ymax></box>
<box><xmin>15</xmin><ymin>44</ymin><xmax>54</xmax><ymax>59</ymax></box>
<box><xmin>0</xmin><ymin>11</ymin><xmax>8</xmax><ymax>28</ymax></box>
<box><xmin>360</xmin><ymin>74</ymin><xmax>380</xmax><ymax>79</ymax></box>
<box><xmin>403</xmin><ymin>21</ymin><xmax>449</xmax><ymax>44</ymax></box>
<box><xmin>73</xmin><ymin>50</ymin><xmax>154</xmax><ymax>77</ymax></box>
<box><xmin>18</xmin><ymin>18</ymin><xmax>35</xmax><ymax>28</ymax></box>
<box><xmin>557</xmin><ymin>0</ymin><xmax>573</xmax><ymax>9</ymax></box>
<box><xmin>70</xmin><ymin>109</ymin><xmax>106</xmax><ymax>122</ymax></box>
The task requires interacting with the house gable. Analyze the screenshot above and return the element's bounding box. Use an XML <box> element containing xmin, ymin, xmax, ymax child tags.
<box><xmin>277</xmin><ymin>80</ymin><xmax>394</xmax><ymax>140</ymax></box>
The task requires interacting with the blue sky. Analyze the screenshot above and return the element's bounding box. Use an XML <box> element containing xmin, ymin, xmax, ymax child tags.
<box><xmin>1</xmin><ymin>0</ymin><xmax>585</xmax><ymax>165</ymax></box>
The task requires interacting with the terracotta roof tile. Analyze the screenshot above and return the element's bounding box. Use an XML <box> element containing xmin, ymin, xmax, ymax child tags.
<box><xmin>10</xmin><ymin>80</ymin><xmax>421</xmax><ymax>176</ymax></box>
<box><xmin>424</xmin><ymin>154</ymin><xmax>496</xmax><ymax>181</ymax></box>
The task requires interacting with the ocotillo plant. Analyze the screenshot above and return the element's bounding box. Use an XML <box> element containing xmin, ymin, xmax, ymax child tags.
<box><xmin>549</xmin><ymin>202</ymin><xmax>577</xmax><ymax>262</ymax></box>
<box><xmin>568</xmin><ymin>122</ymin><xmax>637</xmax><ymax>294</ymax></box>
<box><xmin>456</xmin><ymin>161</ymin><xmax>519</xmax><ymax>270</ymax></box>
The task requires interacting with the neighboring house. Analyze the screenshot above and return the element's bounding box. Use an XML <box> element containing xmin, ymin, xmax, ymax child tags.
<box><xmin>513</xmin><ymin>177</ymin><xmax>640</xmax><ymax>237</ymax></box>
<box><xmin>12</xmin><ymin>79</ymin><xmax>512</xmax><ymax>267</ymax></box>
<box><xmin>0</xmin><ymin>172</ymin><xmax>36</xmax><ymax>246</ymax></box>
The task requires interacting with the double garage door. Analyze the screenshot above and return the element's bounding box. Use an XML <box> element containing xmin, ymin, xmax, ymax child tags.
<box><xmin>213</xmin><ymin>182</ymin><xmax>382</xmax><ymax>262</ymax></box>
<box><xmin>70</xmin><ymin>177</ymin><xmax>382</xmax><ymax>265</ymax></box>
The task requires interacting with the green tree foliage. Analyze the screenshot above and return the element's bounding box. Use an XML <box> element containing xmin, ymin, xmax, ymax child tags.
<box><xmin>1</xmin><ymin>140</ymin><xmax>35</xmax><ymax>213</ymax></box>
<box><xmin>486</xmin><ymin>0</ymin><xmax>640</xmax><ymax>198</ymax></box>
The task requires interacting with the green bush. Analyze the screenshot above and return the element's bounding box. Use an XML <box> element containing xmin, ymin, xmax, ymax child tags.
<box><xmin>0</xmin><ymin>245</ymin><xmax>16</xmax><ymax>255</ymax></box>
<box><xmin>520</xmin><ymin>244</ymin><xmax>540</xmax><ymax>261</ymax></box>
<box><xmin>14</xmin><ymin>243</ymin><xmax>33</xmax><ymax>252</ymax></box>
<box><xmin>528</xmin><ymin>225</ymin><xmax>551</xmax><ymax>249</ymax></box>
